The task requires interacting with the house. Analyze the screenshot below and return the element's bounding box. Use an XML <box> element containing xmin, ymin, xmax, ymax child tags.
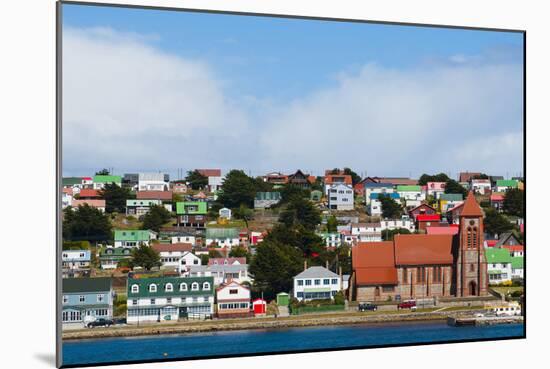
<box><xmin>176</xmin><ymin>252</ymin><xmax>202</xmax><ymax>274</ymax></box>
<box><xmin>78</xmin><ymin>188</ymin><xmax>101</xmax><ymax>199</ymax></box>
<box><xmin>114</xmin><ymin>229</ymin><xmax>157</xmax><ymax>247</ymax></box>
<box><xmin>426</xmin><ymin>182</ymin><xmax>446</xmax><ymax>199</ymax></box>
<box><xmin>264</xmin><ymin>172</ymin><xmax>288</xmax><ymax>185</ymax></box>
<box><xmin>126</xmin><ymin>275</ymin><xmax>215</xmax><ymax>323</ymax></box>
<box><xmin>62</xmin><ymin>177</ymin><xmax>83</xmax><ymax>189</ymax></box>
<box><xmin>310</xmin><ymin>190</ymin><xmax>323</xmax><ymax>202</ymax></box>
<box><xmin>249</xmin><ymin>231</ymin><xmax>266</xmax><ymax>246</ymax></box>
<box><xmin>511</xmin><ymin>257</ymin><xmax>524</xmax><ymax>280</ymax></box>
<box><xmin>287</xmin><ymin>169</ymin><xmax>313</xmax><ymax>189</ymax></box>
<box><xmin>495</xmin><ymin>232</ymin><xmax>522</xmax><ymax>247</ymax></box>
<box><xmin>408</xmin><ymin>203</ymin><xmax>437</xmax><ymax>221</ymax></box>
<box><xmin>208</xmin><ymin>257</ymin><xmax>246</xmax><ymax>266</ymax></box>
<box><xmin>293</xmin><ymin>266</ymin><xmax>342</xmax><ymax>301</ymax></box>
<box><xmin>396</xmin><ymin>185</ymin><xmax>425</xmax><ymax>202</ymax></box>
<box><xmin>438</xmin><ymin>193</ymin><xmax>463</xmax><ymax>213</ymax></box>
<box><xmin>171</xmin><ymin>182</ymin><xmax>188</xmax><ymax>194</ymax></box>
<box><xmin>327</xmin><ymin>183</ymin><xmax>354</xmax><ymax>211</ymax></box>
<box><xmin>317</xmin><ymin>232</ymin><xmax>342</xmax><ymax>248</ymax></box>
<box><xmin>186</xmin><ymin>263</ymin><xmax>252</xmax><ymax>286</ymax></box>
<box><xmin>93</xmin><ymin>175</ymin><xmax>122</xmax><ymax>190</ymax></box>
<box><xmin>99</xmin><ymin>247</ymin><xmax>133</xmax><ymax>269</ymax></box>
<box><xmin>62</xmin><ymin>277</ymin><xmax>113</xmax><ymax>327</ymax></box>
<box><xmin>169</xmin><ymin>232</ymin><xmax>197</xmax><ymax>246</ymax></box>
<box><xmin>70</xmin><ymin>199</ymin><xmax>106</xmax><ymax>212</ymax></box>
<box><xmin>495</xmin><ymin>179</ymin><xmax>519</xmax><ymax>193</ymax></box>
<box><xmin>205</xmin><ymin>228</ymin><xmax>240</xmax><ymax>248</ymax></box>
<box><xmin>324</xmin><ymin>174</ymin><xmax>352</xmax><ymax>195</ymax></box>
<box><xmin>218</xmin><ymin>207</ymin><xmax>232</xmax><ymax>220</ymax></box>
<box><xmin>489</xmin><ymin>175</ymin><xmax>504</xmax><ymax>187</ymax></box>
<box><xmin>352</xmin><ymin>192</ymin><xmax>488</xmax><ymax>301</ymax></box>
<box><xmin>138</xmin><ymin>172</ymin><xmax>169</xmax><ymax>192</ymax></box>
<box><xmin>364</xmin><ymin>182</ymin><xmax>394</xmax><ymax>205</ymax></box>
<box><xmin>62</xmin><ymin>250</ymin><xmax>91</xmax><ymax>277</ymax></box>
<box><xmin>459</xmin><ymin>172</ymin><xmax>482</xmax><ymax>183</ymax></box>
<box><xmin>368</xmin><ymin>192</ymin><xmax>400</xmax><ymax>216</ymax></box>
<box><xmin>136</xmin><ymin>191</ymin><xmax>173</xmax><ymax>202</ymax></box>
<box><xmin>486</xmin><ymin>247</ymin><xmax>513</xmax><ymax>284</ymax></box>
<box><xmin>196</xmin><ymin>169</ymin><xmax>222</xmax><ymax>192</ymax></box>
<box><xmin>379</xmin><ymin>216</ymin><xmax>416</xmax><ymax>233</ymax></box>
<box><xmin>254</xmin><ymin>192</ymin><xmax>282</xmax><ymax>209</ymax></box>
<box><xmin>416</xmin><ymin>214</ymin><xmax>441</xmax><ymax>232</ymax></box>
<box><xmin>122</xmin><ymin>173</ymin><xmax>139</xmax><ymax>190</ymax></box>
<box><xmin>126</xmin><ymin>199</ymin><xmax>163</xmax><ymax>217</ymax></box>
<box><xmin>471</xmin><ymin>179</ymin><xmax>491</xmax><ymax>194</ymax></box>
<box><xmin>490</xmin><ymin>193</ymin><xmax>505</xmax><ymax>211</ymax></box>
<box><xmin>252</xmin><ymin>298</ymin><xmax>267</xmax><ymax>316</ymax></box>
<box><xmin>503</xmin><ymin>245</ymin><xmax>524</xmax><ymax>258</ymax></box>
<box><xmin>216</xmin><ymin>281</ymin><xmax>252</xmax><ymax>318</ymax></box>
<box><xmin>151</xmin><ymin>243</ymin><xmax>194</xmax><ymax>269</ymax></box>
<box><xmin>62</xmin><ymin>188</ymin><xmax>73</xmax><ymax>208</ymax></box>
<box><xmin>351</xmin><ymin>222</ymin><xmax>382</xmax><ymax>242</ymax></box>
<box><xmin>176</xmin><ymin>202</ymin><xmax>207</xmax><ymax>228</ymax></box>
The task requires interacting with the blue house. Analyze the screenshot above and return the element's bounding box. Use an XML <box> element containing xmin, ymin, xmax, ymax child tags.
<box><xmin>62</xmin><ymin>277</ymin><xmax>113</xmax><ymax>327</ymax></box>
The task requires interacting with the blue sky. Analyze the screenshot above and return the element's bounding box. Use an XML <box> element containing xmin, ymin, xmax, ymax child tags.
<box><xmin>62</xmin><ymin>3</ymin><xmax>524</xmax><ymax>179</ymax></box>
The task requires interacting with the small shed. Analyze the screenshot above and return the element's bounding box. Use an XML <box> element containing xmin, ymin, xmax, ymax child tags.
<box><xmin>310</xmin><ymin>190</ymin><xmax>322</xmax><ymax>202</ymax></box>
<box><xmin>276</xmin><ymin>292</ymin><xmax>289</xmax><ymax>306</ymax></box>
<box><xmin>252</xmin><ymin>298</ymin><xmax>267</xmax><ymax>315</ymax></box>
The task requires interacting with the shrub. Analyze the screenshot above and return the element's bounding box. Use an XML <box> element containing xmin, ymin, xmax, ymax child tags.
<box><xmin>334</xmin><ymin>291</ymin><xmax>346</xmax><ymax>305</ymax></box>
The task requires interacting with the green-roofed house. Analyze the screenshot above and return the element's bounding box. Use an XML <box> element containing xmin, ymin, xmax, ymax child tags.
<box><xmin>486</xmin><ymin>247</ymin><xmax>513</xmax><ymax>284</ymax></box>
<box><xmin>93</xmin><ymin>175</ymin><xmax>122</xmax><ymax>190</ymax></box>
<box><xmin>114</xmin><ymin>229</ymin><xmax>157</xmax><ymax>248</ymax></box>
<box><xmin>396</xmin><ymin>185</ymin><xmax>424</xmax><ymax>203</ymax></box>
<box><xmin>62</xmin><ymin>277</ymin><xmax>113</xmax><ymax>327</ymax></box>
<box><xmin>126</xmin><ymin>275</ymin><xmax>215</xmax><ymax>323</ymax></box>
<box><xmin>310</xmin><ymin>190</ymin><xmax>323</xmax><ymax>202</ymax></box>
<box><xmin>254</xmin><ymin>191</ymin><xmax>282</xmax><ymax>209</ymax></box>
<box><xmin>511</xmin><ymin>256</ymin><xmax>524</xmax><ymax>280</ymax></box>
<box><xmin>62</xmin><ymin>177</ymin><xmax>83</xmax><ymax>187</ymax></box>
<box><xmin>495</xmin><ymin>179</ymin><xmax>519</xmax><ymax>192</ymax></box>
<box><xmin>99</xmin><ymin>247</ymin><xmax>133</xmax><ymax>269</ymax></box>
<box><xmin>438</xmin><ymin>193</ymin><xmax>464</xmax><ymax>213</ymax></box>
<box><xmin>206</xmin><ymin>228</ymin><xmax>240</xmax><ymax>248</ymax></box>
<box><xmin>126</xmin><ymin>199</ymin><xmax>162</xmax><ymax>217</ymax></box>
<box><xmin>176</xmin><ymin>202</ymin><xmax>208</xmax><ymax>229</ymax></box>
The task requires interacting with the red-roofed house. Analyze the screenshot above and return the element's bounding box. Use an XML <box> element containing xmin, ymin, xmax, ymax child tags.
<box><xmin>71</xmin><ymin>199</ymin><xmax>106</xmax><ymax>212</ymax></box>
<box><xmin>490</xmin><ymin>193</ymin><xmax>505</xmax><ymax>211</ymax></box>
<box><xmin>352</xmin><ymin>192</ymin><xmax>488</xmax><ymax>301</ymax></box>
<box><xmin>502</xmin><ymin>245</ymin><xmax>524</xmax><ymax>257</ymax></box>
<box><xmin>78</xmin><ymin>189</ymin><xmax>100</xmax><ymax>199</ymax></box>
<box><xmin>136</xmin><ymin>191</ymin><xmax>173</xmax><ymax>201</ymax></box>
<box><xmin>409</xmin><ymin>203</ymin><xmax>437</xmax><ymax>221</ymax></box>
<box><xmin>416</xmin><ymin>214</ymin><xmax>441</xmax><ymax>232</ymax></box>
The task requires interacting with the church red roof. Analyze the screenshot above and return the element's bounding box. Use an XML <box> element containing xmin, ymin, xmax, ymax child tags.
<box><xmin>460</xmin><ymin>191</ymin><xmax>483</xmax><ymax>217</ymax></box>
<box><xmin>394</xmin><ymin>234</ymin><xmax>454</xmax><ymax>265</ymax></box>
<box><xmin>353</xmin><ymin>242</ymin><xmax>398</xmax><ymax>285</ymax></box>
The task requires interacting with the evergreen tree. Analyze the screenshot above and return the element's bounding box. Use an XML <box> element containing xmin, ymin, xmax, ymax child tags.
<box><xmin>503</xmin><ymin>188</ymin><xmax>524</xmax><ymax>217</ymax></box>
<box><xmin>141</xmin><ymin>204</ymin><xmax>172</xmax><ymax>232</ymax></box>
<box><xmin>378</xmin><ymin>194</ymin><xmax>403</xmax><ymax>219</ymax></box>
<box><xmin>100</xmin><ymin>183</ymin><xmax>131</xmax><ymax>213</ymax></box>
<box><xmin>484</xmin><ymin>208</ymin><xmax>514</xmax><ymax>236</ymax></box>
<box><xmin>185</xmin><ymin>170</ymin><xmax>208</xmax><ymax>190</ymax></box>
<box><xmin>62</xmin><ymin>204</ymin><xmax>112</xmax><ymax>242</ymax></box>
<box><xmin>130</xmin><ymin>244</ymin><xmax>161</xmax><ymax>270</ymax></box>
<box><xmin>218</xmin><ymin>170</ymin><xmax>256</xmax><ymax>208</ymax></box>
<box><xmin>326</xmin><ymin>215</ymin><xmax>338</xmax><ymax>233</ymax></box>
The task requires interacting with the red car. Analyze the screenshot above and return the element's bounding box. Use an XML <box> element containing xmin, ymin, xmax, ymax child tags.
<box><xmin>398</xmin><ymin>300</ymin><xmax>417</xmax><ymax>310</ymax></box>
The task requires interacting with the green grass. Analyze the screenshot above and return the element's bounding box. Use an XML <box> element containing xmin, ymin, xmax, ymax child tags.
<box><xmin>491</xmin><ymin>287</ymin><xmax>524</xmax><ymax>296</ymax></box>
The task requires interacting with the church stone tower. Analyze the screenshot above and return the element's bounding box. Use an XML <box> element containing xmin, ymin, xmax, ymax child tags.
<box><xmin>456</xmin><ymin>192</ymin><xmax>488</xmax><ymax>296</ymax></box>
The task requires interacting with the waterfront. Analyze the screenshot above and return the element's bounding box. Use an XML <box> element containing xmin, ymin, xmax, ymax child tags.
<box><xmin>62</xmin><ymin>321</ymin><xmax>524</xmax><ymax>366</ymax></box>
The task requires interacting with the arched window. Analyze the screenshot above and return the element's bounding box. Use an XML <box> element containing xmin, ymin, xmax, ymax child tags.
<box><xmin>131</xmin><ymin>284</ymin><xmax>139</xmax><ymax>293</ymax></box>
<box><xmin>179</xmin><ymin>283</ymin><xmax>187</xmax><ymax>291</ymax></box>
<box><xmin>472</xmin><ymin>227</ymin><xmax>478</xmax><ymax>249</ymax></box>
<box><xmin>191</xmin><ymin>282</ymin><xmax>199</xmax><ymax>291</ymax></box>
<box><xmin>165</xmin><ymin>283</ymin><xmax>173</xmax><ymax>292</ymax></box>
<box><xmin>202</xmin><ymin>282</ymin><xmax>210</xmax><ymax>290</ymax></box>
<box><xmin>467</xmin><ymin>227</ymin><xmax>472</xmax><ymax>248</ymax></box>
<box><xmin>149</xmin><ymin>284</ymin><xmax>157</xmax><ymax>293</ymax></box>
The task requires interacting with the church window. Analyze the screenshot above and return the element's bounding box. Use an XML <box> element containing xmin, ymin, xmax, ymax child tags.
<box><xmin>402</xmin><ymin>268</ymin><xmax>408</xmax><ymax>283</ymax></box>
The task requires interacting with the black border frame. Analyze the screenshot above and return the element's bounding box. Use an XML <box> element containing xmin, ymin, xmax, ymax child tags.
<box><xmin>56</xmin><ymin>1</ymin><xmax>527</xmax><ymax>367</ymax></box>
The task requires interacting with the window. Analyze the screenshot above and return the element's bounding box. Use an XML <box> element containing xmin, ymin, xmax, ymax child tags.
<box><xmin>229</xmin><ymin>289</ymin><xmax>238</xmax><ymax>295</ymax></box>
<box><xmin>97</xmin><ymin>294</ymin><xmax>104</xmax><ymax>302</ymax></box>
<box><xmin>305</xmin><ymin>280</ymin><xmax>312</xmax><ymax>286</ymax></box>
<box><xmin>403</xmin><ymin>268</ymin><xmax>408</xmax><ymax>283</ymax></box>
<box><xmin>79</xmin><ymin>295</ymin><xmax>85</xmax><ymax>302</ymax></box>
<box><xmin>149</xmin><ymin>284</ymin><xmax>157</xmax><ymax>293</ymax></box>
<box><xmin>203</xmin><ymin>282</ymin><xmax>210</xmax><ymax>290</ymax></box>
<box><xmin>382</xmin><ymin>286</ymin><xmax>394</xmax><ymax>292</ymax></box>
<box><xmin>191</xmin><ymin>282</ymin><xmax>199</xmax><ymax>291</ymax></box>
<box><xmin>434</xmin><ymin>267</ymin><xmax>442</xmax><ymax>283</ymax></box>
<box><xmin>314</xmin><ymin>279</ymin><xmax>321</xmax><ymax>285</ymax></box>
<box><xmin>323</xmin><ymin>279</ymin><xmax>330</xmax><ymax>285</ymax></box>
<box><xmin>417</xmin><ymin>267</ymin><xmax>426</xmax><ymax>283</ymax></box>
<box><xmin>331</xmin><ymin>279</ymin><xmax>338</xmax><ymax>284</ymax></box>
<box><xmin>470</xmin><ymin>264</ymin><xmax>475</xmax><ymax>272</ymax></box>
<box><xmin>132</xmin><ymin>299</ymin><xmax>138</xmax><ymax>305</ymax></box>
<box><xmin>167</xmin><ymin>297</ymin><xmax>172</xmax><ymax>304</ymax></box>
<box><xmin>297</xmin><ymin>280</ymin><xmax>304</xmax><ymax>286</ymax></box>
<box><xmin>150</xmin><ymin>299</ymin><xmax>156</xmax><ymax>305</ymax></box>
<box><xmin>165</xmin><ymin>283</ymin><xmax>173</xmax><ymax>292</ymax></box>
<box><xmin>63</xmin><ymin>295</ymin><xmax>68</xmax><ymax>304</ymax></box>
<box><xmin>131</xmin><ymin>284</ymin><xmax>139</xmax><ymax>293</ymax></box>
<box><xmin>297</xmin><ymin>292</ymin><xmax>304</xmax><ymax>298</ymax></box>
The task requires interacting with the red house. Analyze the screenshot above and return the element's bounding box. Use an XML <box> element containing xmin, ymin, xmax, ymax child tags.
<box><xmin>409</xmin><ymin>203</ymin><xmax>437</xmax><ymax>221</ymax></box>
<box><xmin>416</xmin><ymin>214</ymin><xmax>441</xmax><ymax>232</ymax></box>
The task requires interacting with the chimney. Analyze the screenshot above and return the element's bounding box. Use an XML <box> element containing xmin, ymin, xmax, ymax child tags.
<box><xmin>304</xmin><ymin>260</ymin><xmax>308</xmax><ymax>271</ymax></box>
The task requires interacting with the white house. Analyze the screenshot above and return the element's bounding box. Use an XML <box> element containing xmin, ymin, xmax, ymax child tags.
<box><xmin>177</xmin><ymin>252</ymin><xmax>202</xmax><ymax>274</ymax></box>
<box><xmin>219</xmin><ymin>207</ymin><xmax>232</xmax><ymax>220</ymax></box>
<box><xmin>62</xmin><ymin>189</ymin><xmax>73</xmax><ymax>209</ymax></box>
<box><xmin>396</xmin><ymin>185</ymin><xmax>425</xmax><ymax>202</ymax></box>
<box><xmin>379</xmin><ymin>216</ymin><xmax>416</xmax><ymax>233</ymax></box>
<box><xmin>318</xmin><ymin>232</ymin><xmax>342</xmax><ymax>248</ymax></box>
<box><xmin>364</xmin><ymin>183</ymin><xmax>394</xmax><ymax>205</ymax></box>
<box><xmin>293</xmin><ymin>266</ymin><xmax>342</xmax><ymax>301</ymax></box>
<box><xmin>152</xmin><ymin>243</ymin><xmax>194</xmax><ymax>270</ymax></box>
<box><xmin>126</xmin><ymin>199</ymin><xmax>162</xmax><ymax>217</ymax></box>
<box><xmin>511</xmin><ymin>257</ymin><xmax>524</xmax><ymax>280</ymax></box>
<box><xmin>186</xmin><ymin>264</ymin><xmax>252</xmax><ymax>286</ymax></box>
<box><xmin>470</xmin><ymin>179</ymin><xmax>491</xmax><ymax>194</ymax></box>
<box><xmin>138</xmin><ymin>172</ymin><xmax>169</xmax><ymax>192</ymax></box>
<box><xmin>368</xmin><ymin>193</ymin><xmax>401</xmax><ymax>216</ymax></box>
<box><xmin>208</xmin><ymin>176</ymin><xmax>223</xmax><ymax>192</ymax></box>
<box><xmin>205</xmin><ymin>228</ymin><xmax>240</xmax><ymax>248</ymax></box>
<box><xmin>327</xmin><ymin>183</ymin><xmax>354</xmax><ymax>211</ymax></box>
<box><xmin>170</xmin><ymin>234</ymin><xmax>197</xmax><ymax>246</ymax></box>
<box><xmin>351</xmin><ymin>222</ymin><xmax>382</xmax><ymax>242</ymax></box>
<box><xmin>62</xmin><ymin>250</ymin><xmax>91</xmax><ymax>277</ymax></box>
<box><xmin>486</xmin><ymin>248</ymin><xmax>513</xmax><ymax>284</ymax></box>
<box><xmin>216</xmin><ymin>281</ymin><xmax>251</xmax><ymax>318</ymax></box>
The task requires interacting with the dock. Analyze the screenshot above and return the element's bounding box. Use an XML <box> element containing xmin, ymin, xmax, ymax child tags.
<box><xmin>447</xmin><ymin>316</ymin><xmax>523</xmax><ymax>327</ymax></box>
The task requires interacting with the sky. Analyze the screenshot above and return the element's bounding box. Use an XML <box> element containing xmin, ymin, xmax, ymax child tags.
<box><xmin>62</xmin><ymin>3</ymin><xmax>524</xmax><ymax>180</ymax></box>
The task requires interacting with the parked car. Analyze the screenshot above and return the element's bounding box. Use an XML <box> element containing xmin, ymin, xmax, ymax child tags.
<box><xmin>398</xmin><ymin>300</ymin><xmax>417</xmax><ymax>310</ymax></box>
<box><xmin>358</xmin><ymin>302</ymin><xmax>378</xmax><ymax>312</ymax></box>
<box><xmin>86</xmin><ymin>318</ymin><xmax>114</xmax><ymax>328</ymax></box>
<box><xmin>113</xmin><ymin>318</ymin><xmax>127</xmax><ymax>325</ymax></box>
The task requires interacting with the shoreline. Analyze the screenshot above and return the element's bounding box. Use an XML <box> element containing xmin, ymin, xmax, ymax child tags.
<box><xmin>63</xmin><ymin>312</ymin><xmax>460</xmax><ymax>341</ymax></box>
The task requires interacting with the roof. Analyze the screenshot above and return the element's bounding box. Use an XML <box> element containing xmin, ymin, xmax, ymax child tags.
<box><xmin>364</xmin><ymin>182</ymin><xmax>393</xmax><ymax>188</ymax></box>
<box><xmin>460</xmin><ymin>192</ymin><xmax>483</xmax><ymax>217</ymax></box>
<box><xmin>208</xmin><ymin>257</ymin><xmax>246</xmax><ymax>266</ymax></box>
<box><xmin>353</xmin><ymin>242</ymin><xmax>398</xmax><ymax>285</ymax></box>
<box><xmin>490</xmin><ymin>193</ymin><xmax>505</xmax><ymax>201</ymax></box>
<box><xmin>93</xmin><ymin>175</ymin><xmax>122</xmax><ymax>184</ymax></box>
<box><xmin>370</xmin><ymin>192</ymin><xmax>400</xmax><ymax>200</ymax></box>
<box><xmin>439</xmin><ymin>193</ymin><xmax>464</xmax><ymax>202</ymax></box>
<box><xmin>114</xmin><ymin>229</ymin><xmax>154</xmax><ymax>241</ymax></box>
<box><xmin>485</xmin><ymin>240</ymin><xmax>498</xmax><ymax>247</ymax></box>
<box><xmin>496</xmin><ymin>179</ymin><xmax>518</xmax><ymax>188</ymax></box>
<box><xmin>138</xmin><ymin>173</ymin><xmax>166</xmax><ymax>181</ymax></box>
<box><xmin>206</xmin><ymin>228</ymin><xmax>239</xmax><ymax>239</ymax></box>
<box><xmin>71</xmin><ymin>199</ymin><xmax>106</xmax><ymax>208</ymax></box>
<box><xmin>486</xmin><ymin>248</ymin><xmax>512</xmax><ymax>263</ymax></box>
<box><xmin>294</xmin><ymin>266</ymin><xmax>339</xmax><ymax>279</ymax></box>
<box><xmin>136</xmin><ymin>191</ymin><xmax>173</xmax><ymax>201</ymax></box>
<box><xmin>416</xmin><ymin>214</ymin><xmax>441</xmax><ymax>222</ymax></box>
<box><xmin>255</xmin><ymin>192</ymin><xmax>282</xmax><ymax>200</ymax></box>
<box><xmin>325</xmin><ymin>174</ymin><xmax>352</xmax><ymax>185</ymax></box>
<box><xmin>127</xmin><ymin>276</ymin><xmax>214</xmax><ymax>297</ymax></box>
<box><xmin>196</xmin><ymin>169</ymin><xmax>222</xmax><ymax>177</ymax></box>
<box><xmin>79</xmin><ymin>189</ymin><xmax>100</xmax><ymax>198</ymax></box>
<box><xmin>377</xmin><ymin>178</ymin><xmax>418</xmax><ymax>186</ymax></box>
<box><xmin>503</xmin><ymin>245</ymin><xmax>524</xmax><ymax>254</ymax></box>
<box><xmin>459</xmin><ymin>172</ymin><xmax>482</xmax><ymax>182</ymax></box>
<box><xmin>62</xmin><ymin>177</ymin><xmax>82</xmax><ymax>186</ymax></box>
<box><xmin>426</xmin><ymin>226</ymin><xmax>459</xmax><ymax>235</ymax></box>
<box><xmin>351</xmin><ymin>222</ymin><xmax>381</xmax><ymax>228</ymax></box>
<box><xmin>151</xmin><ymin>243</ymin><xmax>193</xmax><ymax>253</ymax></box>
<box><xmin>62</xmin><ymin>277</ymin><xmax>112</xmax><ymax>293</ymax></box>
<box><xmin>396</xmin><ymin>185</ymin><xmax>421</xmax><ymax>192</ymax></box>
<box><xmin>394</xmin><ymin>234</ymin><xmax>454</xmax><ymax>265</ymax></box>
<box><xmin>99</xmin><ymin>247</ymin><xmax>133</xmax><ymax>257</ymax></box>
<box><xmin>495</xmin><ymin>232</ymin><xmax>521</xmax><ymax>247</ymax></box>
<box><xmin>511</xmin><ymin>256</ymin><xmax>524</xmax><ymax>269</ymax></box>
<box><xmin>216</xmin><ymin>280</ymin><xmax>250</xmax><ymax>292</ymax></box>
<box><xmin>409</xmin><ymin>203</ymin><xmax>437</xmax><ymax>213</ymax></box>
<box><xmin>176</xmin><ymin>202</ymin><xmax>207</xmax><ymax>215</ymax></box>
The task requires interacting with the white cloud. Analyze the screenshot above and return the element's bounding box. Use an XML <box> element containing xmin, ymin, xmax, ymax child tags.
<box><xmin>63</xmin><ymin>27</ymin><xmax>523</xmax><ymax>178</ymax></box>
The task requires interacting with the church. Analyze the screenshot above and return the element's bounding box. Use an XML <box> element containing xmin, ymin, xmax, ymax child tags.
<box><xmin>351</xmin><ymin>192</ymin><xmax>488</xmax><ymax>301</ymax></box>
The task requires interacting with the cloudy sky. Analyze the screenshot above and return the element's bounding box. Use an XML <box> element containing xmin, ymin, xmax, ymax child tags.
<box><xmin>62</xmin><ymin>4</ymin><xmax>524</xmax><ymax>180</ymax></box>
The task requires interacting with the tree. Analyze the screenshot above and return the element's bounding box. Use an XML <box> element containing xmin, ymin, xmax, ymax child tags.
<box><xmin>253</xmin><ymin>176</ymin><xmax>274</xmax><ymax>192</ymax></box>
<box><xmin>100</xmin><ymin>183</ymin><xmax>131</xmax><ymax>213</ymax></box>
<box><xmin>95</xmin><ymin>168</ymin><xmax>110</xmax><ymax>175</ymax></box>
<box><xmin>200</xmin><ymin>254</ymin><xmax>210</xmax><ymax>265</ymax></box>
<box><xmin>130</xmin><ymin>244</ymin><xmax>161</xmax><ymax>270</ymax></box>
<box><xmin>279</xmin><ymin>184</ymin><xmax>311</xmax><ymax>205</ymax></box>
<box><xmin>326</xmin><ymin>215</ymin><xmax>338</xmax><ymax>233</ymax></box>
<box><xmin>279</xmin><ymin>196</ymin><xmax>321</xmax><ymax>231</ymax></box>
<box><xmin>233</xmin><ymin>204</ymin><xmax>254</xmax><ymax>228</ymax></box>
<box><xmin>418</xmin><ymin>173</ymin><xmax>450</xmax><ymax>186</ymax></box>
<box><xmin>503</xmin><ymin>188</ymin><xmax>524</xmax><ymax>217</ymax></box>
<box><xmin>378</xmin><ymin>194</ymin><xmax>403</xmax><ymax>219</ymax></box>
<box><xmin>343</xmin><ymin>167</ymin><xmax>362</xmax><ymax>186</ymax></box>
<box><xmin>142</xmin><ymin>204</ymin><xmax>172</xmax><ymax>232</ymax></box>
<box><xmin>249</xmin><ymin>239</ymin><xmax>304</xmax><ymax>299</ymax></box>
<box><xmin>185</xmin><ymin>170</ymin><xmax>208</xmax><ymax>190</ymax></box>
<box><xmin>63</xmin><ymin>204</ymin><xmax>112</xmax><ymax>242</ymax></box>
<box><xmin>381</xmin><ymin>228</ymin><xmax>411</xmax><ymax>241</ymax></box>
<box><xmin>218</xmin><ymin>170</ymin><xmax>256</xmax><ymax>208</ymax></box>
<box><xmin>229</xmin><ymin>246</ymin><xmax>251</xmax><ymax>262</ymax></box>
<box><xmin>484</xmin><ymin>208</ymin><xmax>514</xmax><ymax>236</ymax></box>
<box><xmin>473</xmin><ymin>173</ymin><xmax>489</xmax><ymax>179</ymax></box>
<box><xmin>444</xmin><ymin>179</ymin><xmax>468</xmax><ymax>197</ymax></box>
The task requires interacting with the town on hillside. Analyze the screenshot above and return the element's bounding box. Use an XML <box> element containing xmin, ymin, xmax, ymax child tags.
<box><xmin>60</xmin><ymin>168</ymin><xmax>525</xmax><ymax>331</ymax></box>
